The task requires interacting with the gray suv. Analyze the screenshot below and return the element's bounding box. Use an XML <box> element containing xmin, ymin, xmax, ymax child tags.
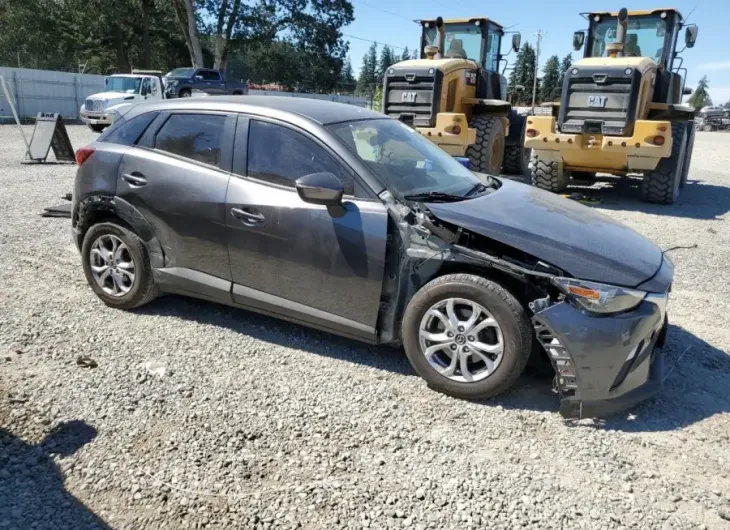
<box><xmin>72</xmin><ymin>96</ymin><xmax>673</xmax><ymax>418</ymax></box>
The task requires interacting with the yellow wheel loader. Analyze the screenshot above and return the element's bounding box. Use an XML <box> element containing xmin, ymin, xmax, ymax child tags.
<box><xmin>381</xmin><ymin>17</ymin><xmax>529</xmax><ymax>176</ymax></box>
<box><xmin>525</xmin><ymin>8</ymin><xmax>698</xmax><ymax>204</ymax></box>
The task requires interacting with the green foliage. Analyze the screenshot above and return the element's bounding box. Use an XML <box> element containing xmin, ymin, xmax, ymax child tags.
<box><xmin>356</xmin><ymin>42</ymin><xmax>378</xmax><ymax>96</ymax></box>
<box><xmin>0</xmin><ymin>0</ymin><xmax>354</xmax><ymax>92</ymax></box>
<box><xmin>507</xmin><ymin>42</ymin><xmax>538</xmax><ymax>106</ymax></box>
<box><xmin>540</xmin><ymin>55</ymin><xmax>561</xmax><ymax>103</ymax></box>
<box><xmin>723</xmin><ymin>100</ymin><xmax>730</xmax><ymax>109</ymax></box>
<box><xmin>376</xmin><ymin>45</ymin><xmax>396</xmax><ymax>85</ymax></box>
<box><xmin>558</xmin><ymin>53</ymin><xmax>572</xmax><ymax>90</ymax></box>
<box><xmin>400</xmin><ymin>46</ymin><xmax>411</xmax><ymax>62</ymax></box>
<box><xmin>688</xmin><ymin>76</ymin><xmax>713</xmax><ymax>110</ymax></box>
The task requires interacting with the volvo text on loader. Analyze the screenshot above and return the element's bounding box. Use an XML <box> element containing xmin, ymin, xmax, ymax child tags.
<box><xmin>381</xmin><ymin>17</ymin><xmax>529</xmax><ymax>176</ymax></box>
<box><xmin>525</xmin><ymin>8</ymin><xmax>698</xmax><ymax>204</ymax></box>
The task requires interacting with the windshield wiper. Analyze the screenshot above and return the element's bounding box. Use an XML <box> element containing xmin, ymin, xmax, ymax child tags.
<box><xmin>463</xmin><ymin>182</ymin><xmax>489</xmax><ymax>197</ymax></box>
<box><xmin>402</xmin><ymin>191</ymin><xmax>467</xmax><ymax>203</ymax></box>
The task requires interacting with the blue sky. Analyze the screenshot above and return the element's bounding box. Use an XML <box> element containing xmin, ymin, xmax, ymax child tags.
<box><xmin>343</xmin><ymin>0</ymin><xmax>730</xmax><ymax>105</ymax></box>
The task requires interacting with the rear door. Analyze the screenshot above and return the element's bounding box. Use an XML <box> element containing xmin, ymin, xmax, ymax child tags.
<box><xmin>201</xmin><ymin>70</ymin><xmax>225</xmax><ymax>95</ymax></box>
<box><xmin>225</xmin><ymin>116</ymin><xmax>389</xmax><ymax>339</ymax></box>
<box><xmin>116</xmin><ymin>110</ymin><xmax>236</xmax><ymax>283</ymax></box>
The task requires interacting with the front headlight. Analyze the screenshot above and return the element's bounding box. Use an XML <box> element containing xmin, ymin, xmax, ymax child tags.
<box><xmin>552</xmin><ymin>277</ymin><xmax>646</xmax><ymax>314</ymax></box>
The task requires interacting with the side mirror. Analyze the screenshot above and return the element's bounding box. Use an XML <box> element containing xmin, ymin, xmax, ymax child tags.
<box><xmin>295</xmin><ymin>172</ymin><xmax>344</xmax><ymax>214</ymax></box>
<box><xmin>683</xmin><ymin>87</ymin><xmax>693</xmax><ymax>96</ymax></box>
<box><xmin>573</xmin><ymin>31</ymin><xmax>585</xmax><ymax>51</ymax></box>
<box><xmin>685</xmin><ymin>25</ymin><xmax>698</xmax><ymax>48</ymax></box>
<box><xmin>511</xmin><ymin>33</ymin><xmax>521</xmax><ymax>53</ymax></box>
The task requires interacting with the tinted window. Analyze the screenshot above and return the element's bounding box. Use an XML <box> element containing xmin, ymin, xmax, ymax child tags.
<box><xmin>200</xmin><ymin>70</ymin><xmax>221</xmax><ymax>81</ymax></box>
<box><xmin>247</xmin><ymin>120</ymin><xmax>355</xmax><ymax>194</ymax></box>
<box><xmin>100</xmin><ymin>112</ymin><xmax>158</xmax><ymax>146</ymax></box>
<box><xmin>155</xmin><ymin>114</ymin><xmax>226</xmax><ymax>166</ymax></box>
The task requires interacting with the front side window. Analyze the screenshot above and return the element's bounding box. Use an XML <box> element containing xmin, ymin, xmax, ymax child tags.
<box><xmin>425</xmin><ymin>23</ymin><xmax>483</xmax><ymax>61</ymax></box>
<box><xmin>155</xmin><ymin>114</ymin><xmax>227</xmax><ymax>167</ymax></box>
<box><xmin>105</xmin><ymin>76</ymin><xmax>142</xmax><ymax>94</ymax></box>
<box><xmin>201</xmin><ymin>70</ymin><xmax>221</xmax><ymax>81</ymax></box>
<box><xmin>588</xmin><ymin>15</ymin><xmax>668</xmax><ymax>63</ymax></box>
<box><xmin>485</xmin><ymin>28</ymin><xmax>501</xmax><ymax>71</ymax></box>
<box><xmin>246</xmin><ymin>120</ymin><xmax>354</xmax><ymax>194</ymax></box>
<box><xmin>329</xmin><ymin>119</ymin><xmax>497</xmax><ymax>199</ymax></box>
<box><xmin>100</xmin><ymin>112</ymin><xmax>158</xmax><ymax>146</ymax></box>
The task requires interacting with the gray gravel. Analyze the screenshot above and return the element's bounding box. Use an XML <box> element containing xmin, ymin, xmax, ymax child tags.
<box><xmin>1</xmin><ymin>124</ymin><xmax>729</xmax><ymax>530</ymax></box>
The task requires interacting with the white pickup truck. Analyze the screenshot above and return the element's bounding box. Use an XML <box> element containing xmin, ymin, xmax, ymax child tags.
<box><xmin>80</xmin><ymin>70</ymin><xmax>165</xmax><ymax>132</ymax></box>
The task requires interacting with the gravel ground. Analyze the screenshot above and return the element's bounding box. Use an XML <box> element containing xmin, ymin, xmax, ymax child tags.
<box><xmin>1</xmin><ymin>124</ymin><xmax>729</xmax><ymax>530</ymax></box>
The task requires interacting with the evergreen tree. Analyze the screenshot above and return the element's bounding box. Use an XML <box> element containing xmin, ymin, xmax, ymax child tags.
<box><xmin>540</xmin><ymin>55</ymin><xmax>561</xmax><ymax>102</ymax></box>
<box><xmin>356</xmin><ymin>42</ymin><xmax>378</xmax><ymax>96</ymax></box>
<box><xmin>376</xmin><ymin>45</ymin><xmax>395</xmax><ymax>85</ymax></box>
<box><xmin>508</xmin><ymin>42</ymin><xmax>538</xmax><ymax>105</ymax></box>
<box><xmin>339</xmin><ymin>57</ymin><xmax>355</xmax><ymax>93</ymax></box>
<box><xmin>558</xmin><ymin>53</ymin><xmax>573</xmax><ymax>92</ymax></box>
<box><xmin>413</xmin><ymin>48</ymin><xmax>419</xmax><ymax>60</ymax></box>
<box><xmin>400</xmin><ymin>46</ymin><xmax>411</xmax><ymax>62</ymax></box>
<box><xmin>688</xmin><ymin>76</ymin><xmax>712</xmax><ymax>110</ymax></box>
<box><xmin>723</xmin><ymin>100</ymin><xmax>730</xmax><ymax>109</ymax></box>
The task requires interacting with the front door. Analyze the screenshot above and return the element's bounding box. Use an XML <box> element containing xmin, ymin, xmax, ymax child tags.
<box><xmin>225</xmin><ymin>117</ymin><xmax>389</xmax><ymax>339</ymax></box>
<box><xmin>117</xmin><ymin>111</ymin><xmax>236</xmax><ymax>282</ymax></box>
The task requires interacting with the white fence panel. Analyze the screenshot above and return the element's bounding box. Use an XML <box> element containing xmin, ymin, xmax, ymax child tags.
<box><xmin>0</xmin><ymin>67</ymin><xmax>368</xmax><ymax>120</ymax></box>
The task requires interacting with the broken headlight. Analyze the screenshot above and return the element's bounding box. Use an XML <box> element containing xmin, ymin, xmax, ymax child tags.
<box><xmin>552</xmin><ymin>278</ymin><xmax>646</xmax><ymax>314</ymax></box>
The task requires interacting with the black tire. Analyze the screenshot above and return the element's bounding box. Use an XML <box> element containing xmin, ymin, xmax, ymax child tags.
<box><xmin>402</xmin><ymin>274</ymin><xmax>532</xmax><ymax>400</ymax></box>
<box><xmin>702</xmin><ymin>124</ymin><xmax>713</xmax><ymax>132</ymax></box>
<box><xmin>530</xmin><ymin>151</ymin><xmax>569</xmax><ymax>192</ymax></box>
<box><xmin>466</xmin><ymin>115</ymin><xmax>505</xmax><ymax>175</ymax></box>
<box><xmin>179</xmin><ymin>89</ymin><xmax>191</xmax><ymax>98</ymax></box>
<box><xmin>640</xmin><ymin>122</ymin><xmax>687</xmax><ymax>204</ymax></box>
<box><xmin>81</xmin><ymin>222</ymin><xmax>158</xmax><ymax>310</ymax></box>
<box><xmin>88</xmin><ymin>124</ymin><xmax>105</xmax><ymax>133</ymax></box>
<box><xmin>680</xmin><ymin>123</ymin><xmax>695</xmax><ymax>189</ymax></box>
<box><xmin>502</xmin><ymin>117</ymin><xmax>530</xmax><ymax>176</ymax></box>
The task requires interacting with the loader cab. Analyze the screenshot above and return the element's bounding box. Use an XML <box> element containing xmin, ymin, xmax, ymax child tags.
<box><xmin>420</xmin><ymin>18</ymin><xmax>503</xmax><ymax>73</ymax></box>
<box><xmin>573</xmin><ymin>9</ymin><xmax>697</xmax><ymax>104</ymax></box>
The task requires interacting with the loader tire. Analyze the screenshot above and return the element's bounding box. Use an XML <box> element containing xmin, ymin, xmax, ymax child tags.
<box><xmin>529</xmin><ymin>151</ymin><xmax>568</xmax><ymax>193</ymax></box>
<box><xmin>640</xmin><ymin>122</ymin><xmax>687</xmax><ymax>204</ymax></box>
<box><xmin>467</xmin><ymin>115</ymin><xmax>505</xmax><ymax>175</ymax></box>
<box><xmin>502</xmin><ymin>117</ymin><xmax>530</xmax><ymax>176</ymax></box>
<box><xmin>680</xmin><ymin>123</ymin><xmax>695</xmax><ymax>189</ymax></box>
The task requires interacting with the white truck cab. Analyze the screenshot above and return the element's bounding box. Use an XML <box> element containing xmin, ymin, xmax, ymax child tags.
<box><xmin>80</xmin><ymin>70</ymin><xmax>164</xmax><ymax>132</ymax></box>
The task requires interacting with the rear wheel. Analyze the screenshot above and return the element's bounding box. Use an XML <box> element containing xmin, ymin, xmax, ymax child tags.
<box><xmin>89</xmin><ymin>124</ymin><xmax>105</xmax><ymax>133</ymax></box>
<box><xmin>179</xmin><ymin>89</ymin><xmax>191</xmax><ymax>98</ymax></box>
<box><xmin>466</xmin><ymin>115</ymin><xmax>505</xmax><ymax>175</ymax></box>
<box><xmin>702</xmin><ymin>124</ymin><xmax>714</xmax><ymax>132</ymax></box>
<box><xmin>502</xmin><ymin>117</ymin><xmax>530</xmax><ymax>176</ymax></box>
<box><xmin>641</xmin><ymin>121</ymin><xmax>687</xmax><ymax>204</ymax></box>
<box><xmin>530</xmin><ymin>151</ymin><xmax>569</xmax><ymax>192</ymax></box>
<box><xmin>680</xmin><ymin>122</ymin><xmax>695</xmax><ymax>189</ymax></box>
<box><xmin>402</xmin><ymin>274</ymin><xmax>532</xmax><ymax>400</ymax></box>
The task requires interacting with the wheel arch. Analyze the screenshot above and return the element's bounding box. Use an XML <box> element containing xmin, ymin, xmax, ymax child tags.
<box><xmin>74</xmin><ymin>194</ymin><xmax>165</xmax><ymax>268</ymax></box>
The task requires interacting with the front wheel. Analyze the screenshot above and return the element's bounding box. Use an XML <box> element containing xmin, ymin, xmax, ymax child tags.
<box><xmin>88</xmin><ymin>124</ymin><xmax>105</xmax><ymax>133</ymax></box>
<box><xmin>179</xmin><ymin>89</ymin><xmax>191</xmax><ymax>98</ymax></box>
<box><xmin>530</xmin><ymin>151</ymin><xmax>569</xmax><ymax>192</ymax></box>
<box><xmin>640</xmin><ymin>121</ymin><xmax>687</xmax><ymax>204</ymax></box>
<box><xmin>81</xmin><ymin>222</ymin><xmax>158</xmax><ymax>309</ymax></box>
<box><xmin>401</xmin><ymin>274</ymin><xmax>532</xmax><ymax>400</ymax></box>
<box><xmin>466</xmin><ymin>115</ymin><xmax>505</xmax><ymax>175</ymax></box>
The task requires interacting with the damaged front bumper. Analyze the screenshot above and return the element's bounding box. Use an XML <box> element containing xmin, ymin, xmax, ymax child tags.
<box><xmin>533</xmin><ymin>288</ymin><xmax>669</xmax><ymax>419</ymax></box>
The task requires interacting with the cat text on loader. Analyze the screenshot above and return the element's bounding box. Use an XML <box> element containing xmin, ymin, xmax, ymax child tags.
<box><xmin>381</xmin><ymin>17</ymin><xmax>529</xmax><ymax>175</ymax></box>
<box><xmin>525</xmin><ymin>8</ymin><xmax>698</xmax><ymax>204</ymax></box>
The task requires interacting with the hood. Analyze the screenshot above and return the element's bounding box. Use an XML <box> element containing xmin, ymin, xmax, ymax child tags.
<box><xmin>87</xmin><ymin>92</ymin><xmax>137</xmax><ymax>102</ymax></box>
<box><xmin>426</xmin><ymin>178</ymin><xmax>663</xmax><ymax>288</ymax></box>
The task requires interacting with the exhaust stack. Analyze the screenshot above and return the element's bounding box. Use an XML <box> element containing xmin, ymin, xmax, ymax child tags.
<box><xmin>436</xmin><ymin>17</ymin><xmax>445</xmax><ymax>56</ymax></box>
<box><xmin>607</xmin><ymin>8</ymin><xmax>628</xmax><ymax>58</ymax></box>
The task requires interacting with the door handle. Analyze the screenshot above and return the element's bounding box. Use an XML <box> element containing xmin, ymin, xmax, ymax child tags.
<box><xmin>231</xmin><ymin>207</ymin><xmax>265</xmax><ymax>225</ymax></box>
<box><xmin>122</xmin><ymin>173</ymin><xmax>147</xmax><ymax>186</ymax></box>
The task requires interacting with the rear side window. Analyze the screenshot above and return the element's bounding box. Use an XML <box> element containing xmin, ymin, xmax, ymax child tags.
<box><xmin>100</xmin><ymin>112</ymin><xmax>158</xmax><ymax>146</ymax></box>
<box><xmin>154</xmin><ymin>114</ymin><xmax>226</xmax><ymax>167</ymax></box>
<box><xmin>247</xmin><ymin>120</ymin><xmax>355</xmax><ymax>194</ymax></box>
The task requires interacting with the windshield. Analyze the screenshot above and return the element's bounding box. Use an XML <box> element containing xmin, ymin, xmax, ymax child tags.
<box><xmin>167</xmin><ymin>68</ymin><xmax>195</xmax><ymax>78</ymax></box>
<box><xmin>105</xmin><ymin>77</ymin><xmax>142</xmax><ymax>94</ymax></box>
<box><xmin>589</xmin><ymin>15</ymin><xmax>668</xmax><ymax>63</ymax></box>
<box><xmin>328</xmin><ymin>119</ymin><xmax>497</xmax><ymax>200</ymax></box>
<box><xmin>425</xmin><ymin>23</ymin><xmax>482</xmax><ymax>61</ymax></box>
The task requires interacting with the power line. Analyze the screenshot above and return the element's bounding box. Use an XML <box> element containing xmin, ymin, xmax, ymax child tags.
<box><xmin>356</xmin><ymin>0</ymin><xmax>414</xmax><ymax>22</ymax></box>
<box><xmin>341</xmin><ymin>33</ymin><xmax>409</xmax><ymax>52</ymax></box>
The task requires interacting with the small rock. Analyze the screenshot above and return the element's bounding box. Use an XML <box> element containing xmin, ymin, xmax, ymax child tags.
<box><xmin>415</xmin><ymin>488</ymin><xmax>425</xmax><ymax>500</ymax></box>
<box><xmin>76</xmin><ymin>355</ymin><xmax>98</xmax><ymax>368</ymax></box>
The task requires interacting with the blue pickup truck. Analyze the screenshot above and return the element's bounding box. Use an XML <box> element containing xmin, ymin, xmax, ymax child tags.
<box><xmin>164</xmin><ymin>68</ymin><xmax>249</xmax><ymax>98</ymax></box>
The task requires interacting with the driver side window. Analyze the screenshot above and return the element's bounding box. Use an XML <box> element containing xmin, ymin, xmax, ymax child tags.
<box><xmin>140</xmin><ymin>77</ymin><xmax>150</xmax><ymax>95</ymax></box>
<box><xmin>246</xmin><ymin>120</ymin><xmax>360</xmax><ymax>196</ymax></box>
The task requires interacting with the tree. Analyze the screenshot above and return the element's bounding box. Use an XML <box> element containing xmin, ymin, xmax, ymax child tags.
<box><xmin>723</xmin><ymin>100</ymin><xmax>730</xmax><ymax>109</ymax></box>
<box><xmin>540</xmin><ymin>55</ymin><xmax>560</xmax><ymax>102</ymax></box>
<box><xmin>338</xmin><ymin>57</ymin><xmax>356</xmax><ymax>92</ymax></box>
<box><xmin>356</xmin><ymin>42</ymin><xmax>378</xmax><ymax>96</ymax></box>
<box><xmin>412</xmin><ymin>48</ymin><xmax>419</xmax><ymax>60</ymax></box>
<box><xmin>171</xmin><ymin>0</ymin><xmax>205</xmax><ymax>67</ymax></box>
<box><xmin>508</xmin><ymin>42</ymin><xmax>538</xmax><ymax>105</ymax></box>
<box><xmin>376</xmin><ymin>45</ymin><xmax>395</xmax><ymax>85</ymax></box>
<box><xmin>558</xmin><ymin>53</ymin><xmax>572</xmax><ymax>91</ymax></box>
<box><xmin>688</xmin><ymin>76</ymin><xmax>712</xmax><ymax>110</ymax></box>
<box><xmin>400</xmin><ymin>46</ymin><xmax>411</xmax><ymax>62</ymax></box>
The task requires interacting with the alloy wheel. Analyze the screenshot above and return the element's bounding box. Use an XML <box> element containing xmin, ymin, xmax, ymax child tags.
<box><xmin>89</xmin><ymin>234</ymin><xmax>136</xmax><ymax>297</ymax></box>
<box><xmin>418</xmin><ymin>298</ymin><xmax>504</xmax><ymax>383</ymax></box>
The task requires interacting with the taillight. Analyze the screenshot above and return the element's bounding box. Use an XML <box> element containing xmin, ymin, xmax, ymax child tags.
<box><xmin>526</xmin><ymin>129</ymin><xmax>538</xmax><ymax>138</ymax></box>
<box><xmin>652</xmin><ymin>135</ymin><xmax>665</xmax><ymax>146</ymax></box>
<box><xmin>76</xmin><ymin>147</ymin><xmax>95</xmax><ymax>166</ymax></box>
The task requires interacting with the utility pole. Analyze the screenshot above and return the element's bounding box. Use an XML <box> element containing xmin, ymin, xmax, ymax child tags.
<box><xmin>532</xmin><ymin>29</ymin><xmax>544</xmax><ymax>112</ymax></box>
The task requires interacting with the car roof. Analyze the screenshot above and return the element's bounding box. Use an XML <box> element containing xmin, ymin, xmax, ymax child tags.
<box><xmin>128</xmin><ymin>96</ymin><xmax>385</xmax><ymax>126</ymax></box>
